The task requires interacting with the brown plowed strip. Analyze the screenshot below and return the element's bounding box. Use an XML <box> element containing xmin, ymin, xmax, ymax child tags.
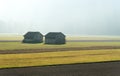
<box><xmin>0</xmin><ymin>61</ymin><xmax>120</xmax><ymax>76</ymax></box>
<box><xmin>0</xmin><ymin>46</ymin><xmax>120</xmax><ymax>54</ymax></box>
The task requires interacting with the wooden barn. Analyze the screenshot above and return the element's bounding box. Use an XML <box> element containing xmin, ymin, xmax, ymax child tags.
<box><xmin>45</xmin><ymin>32</ymin><xmax>66</xmax><ymax>44</ymax></box>
<box><xmin>22</xmin><ymin>32</ymin><xmax>43</xmax><ymax>43</ymax></box>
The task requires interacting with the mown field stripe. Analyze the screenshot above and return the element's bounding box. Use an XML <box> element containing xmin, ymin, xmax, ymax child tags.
<box><xmin>0</xmin><ymin>49</ymin><xmax>120</xmax><ymax>68</ymax></box>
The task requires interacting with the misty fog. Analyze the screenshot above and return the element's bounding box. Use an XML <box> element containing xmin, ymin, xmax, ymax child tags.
<box><xmin>0</xmin><ymin>0</ymin><xmax>120</xmax><ymax>35</ymax></box>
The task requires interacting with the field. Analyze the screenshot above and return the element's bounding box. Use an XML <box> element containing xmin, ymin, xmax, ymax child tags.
<box><xmin>0</xmin><ymin>35</ymin><xmax>23</xmax><ymax>41</ymax></box>
<box><xmin>1</xmin><ymin>61</ymin><xmax>120</xmax><ymax>76</ymax></box>
<box><xmin>0</xmin><ymin>49</ymin><xmax>120</xmax><ymax>68</ymax></box>
<box><xmin>1</xmin><ymin>41</ymin><xmax>120</xmax><ymax>50</ymax></box>
<box><xmin>0</xmin><ymin>36</ymin><xmax>120</xmax><ymax>76</ymax></box>
<box><xmin>0</xmin><ymin>36</ymin><xmax>120</xmax><ymax>69</ymax></box>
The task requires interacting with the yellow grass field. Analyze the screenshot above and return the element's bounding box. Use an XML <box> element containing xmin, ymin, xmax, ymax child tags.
<box><xmin>0</xmin><ymin>35</ymin><xmax>120</xmax><ymax>69</ymax></box>
<box><xmin>0</xmin><ymin>35</ymin><xmax>120</xmax><ymax>41</ymax></box>
<box><xmin>0</xmin><ymin>35</ymin><xmax>23</xmax><ymax>41</ymax></box>
<box><xmin>0</xmin><ymin>49</ymin><xmax>120</xmax><ymax>68</ymax></box>
<box><xmin>0</xmin><ymin>42</ymin><xmax>120</xmax><ymax>50</ymax></box>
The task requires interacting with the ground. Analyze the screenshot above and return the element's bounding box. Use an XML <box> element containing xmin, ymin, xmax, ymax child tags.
<box><xmin>0</xmin><ymin>61</ymin><xmax>120</xmax><ymax>76</ymax></box>
<box><xmin>0</xmin><ymin>36</ymin><xmax>120</xmax><ymax>76</ymax></box>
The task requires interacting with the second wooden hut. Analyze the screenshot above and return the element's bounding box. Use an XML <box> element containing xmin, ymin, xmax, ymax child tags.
<box><xmin>45</xmin><ymin>32</ymin><xmax>66</xmax><ymax>44</ymax></box>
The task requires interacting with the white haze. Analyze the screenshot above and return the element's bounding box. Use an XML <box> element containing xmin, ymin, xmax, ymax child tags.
<box><xmin>0</xmin><ymin>0</ymin><xmax>120</xmax><ymax>35</ymax></box>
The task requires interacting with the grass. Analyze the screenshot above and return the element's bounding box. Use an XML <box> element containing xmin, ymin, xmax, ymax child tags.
<box><xmin>0</xmin><ymin>35</ymin><xmax>120</xmax><ymax>68</ymax></box>
<box><xmin>0</xmin><ymin>42</ymin><xmax>120</xmax><ymax>50</ymax></box>
<box><xmin>1</xmin><ymin>35</ymin><xmax>120</xmax><ymax>41</ymax></box>
<box><xmin>0</xmin><ymin>35</ymin><xmax>23</xmax><ymax>41</ymax></box>
<box><xmin>0</xmin><ymin>49</ymin><xmax>120</xmax><ymax>68</ymax></box>
<box><xmin>66</xmin><ymin>36</ymin><xmax>120</xmax><ymax>40</ymax></box>
<box><xmin>1</xmin><ymin>35</ymin><xmax>120</xmax><ymax>50</ymax></box>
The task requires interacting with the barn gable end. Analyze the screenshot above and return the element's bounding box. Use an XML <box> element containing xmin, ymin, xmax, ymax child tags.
<box><xmin>45</xmin><ymin>32</ymin><xmax>66</xmax><ymax>44</ymax></box>
<box><xmin>23</xmin><ymin>32</ymin><xmax>43</xmax><ymax>43</ymax></box>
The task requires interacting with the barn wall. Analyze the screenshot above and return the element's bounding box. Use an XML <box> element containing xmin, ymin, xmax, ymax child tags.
<box><xmin>23</xmin><ymin>35</ymin><xmax>43</xmax><ymax>43</ymax></box>
<box><xmin>33</xmin><ymin>35</ymin><xmax>43</xmax><ymax>42</ymax></box>
<box><xmin>45</xmin><ymin>33</ymin><xmax>66</xmax><ymax>44</ymax></box>
<box><xmin>55</xmin><ymin>37</ymin><xmax>66</xmax><ymax>44</ymax></box>
<box><xmin>45</xmin><ymin>38</ymin><xmax>56</xmax><ymax>44</ymax></box>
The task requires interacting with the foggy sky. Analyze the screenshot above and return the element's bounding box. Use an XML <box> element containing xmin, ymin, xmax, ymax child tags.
<box><xmin>0</xmin><ymin>0</ymin><xmax>120</xmax><ymax>35</ymax></box>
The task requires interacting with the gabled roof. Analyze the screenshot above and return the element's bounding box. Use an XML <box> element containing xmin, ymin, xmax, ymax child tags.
<box><xmin>45</xmin><ymin>32</ymin><xmax>65</xmax><ymax>38</ymax></box>
<box><xmin>24</xmin><ymin>32</ymin><xmax>43</xmax><ymax>38</ymax></box>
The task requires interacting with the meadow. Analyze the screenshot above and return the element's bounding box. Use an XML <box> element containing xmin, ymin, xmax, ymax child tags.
<box><xmin>0</xmin><ymin>35</ymin><xmax>120</xmax><ymax>68</ymax></box>
<box><xmin>0</xmin><ymin>35</ymin><xmax>23</xmax><ymax>41</ymax></box>
<box><xmin>0</xmin><ymin>49</ymin><xmax>120</xmax><ymax>68</ymax></box>
<box><xmin>1</xmin><ymin>42</ymin><xmax>120</xmax><ymax>50</ymax></box>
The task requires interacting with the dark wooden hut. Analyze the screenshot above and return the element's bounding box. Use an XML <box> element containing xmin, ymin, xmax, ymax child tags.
<box><xmin>45</xmin><ymin>32</ymin><xmax>66</xmax><ymax>44</ymax></box>
<box><xmin>22</xmin><ymin>32</ymin><xmax>43</xmax><ymax>43</ymax></box>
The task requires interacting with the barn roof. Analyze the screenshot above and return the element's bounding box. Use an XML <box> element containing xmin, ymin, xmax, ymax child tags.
<box><xmin>45</xmin><ymin>32</ymin><xmax>65</xmax><ymax>38</ymax></box>
<box><xmin>24</xmin><ymin>32</ymin><xmax>43</xmax><ymax>38</ymax></box>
